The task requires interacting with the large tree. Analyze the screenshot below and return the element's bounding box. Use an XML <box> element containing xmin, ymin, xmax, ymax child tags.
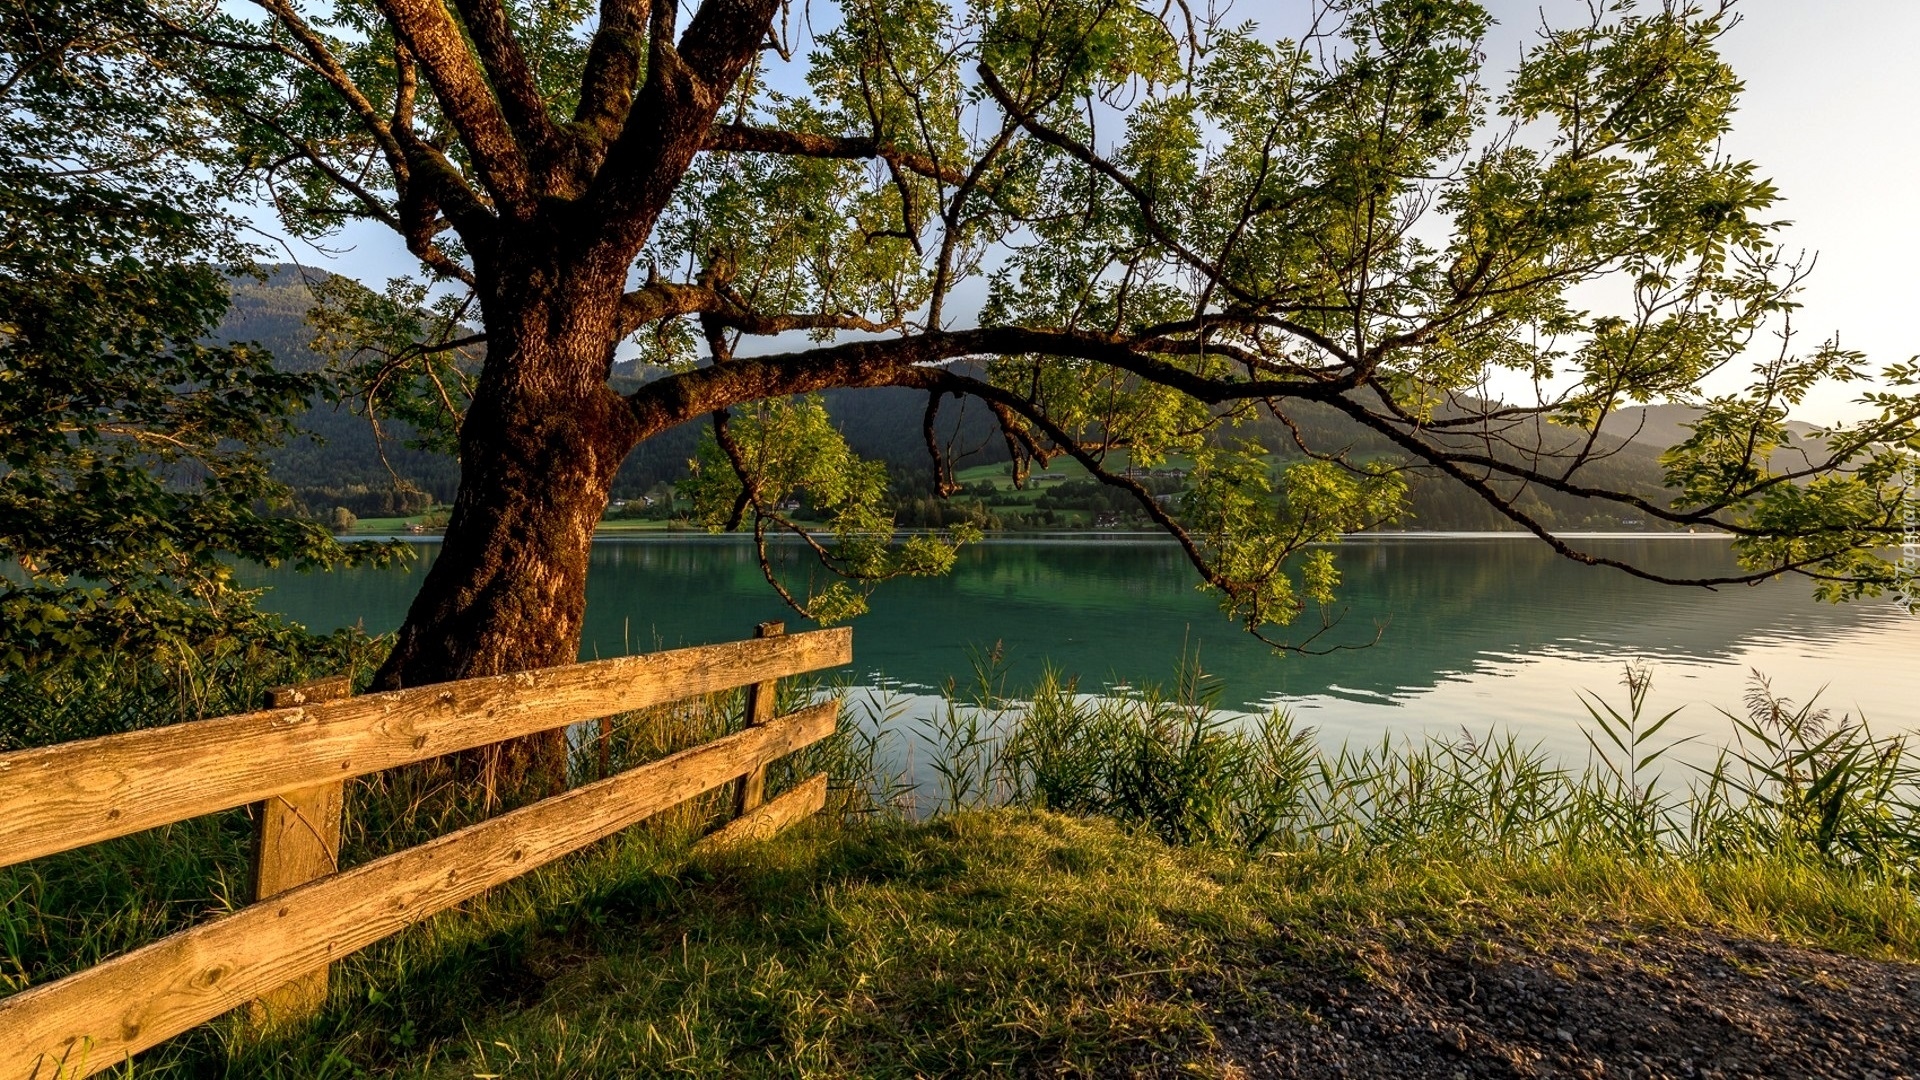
<box><xmin>143</xmin><ymin>0</ymin><xmax>1913</xmax><ymax>771</ymax></box>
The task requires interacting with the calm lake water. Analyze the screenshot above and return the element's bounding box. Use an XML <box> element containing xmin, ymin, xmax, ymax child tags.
<box><xmin>248</xmin><ymin>535</ymin><xmax>1918</xmax><ymax>761</ymax></box>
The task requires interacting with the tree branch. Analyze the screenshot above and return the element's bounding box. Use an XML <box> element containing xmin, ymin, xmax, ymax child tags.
<box><xmin>1353</xmin><ymin>386</ymin><xmax>1917</xmax><ymax>539</ymax></box>
<box><xmin>582</xmin><ymin>0</ymin><xmax>778</xmax><ymax>249</ymax></box>
<box><xmin>450</xmin><ymin>0</ymin><xmax>560</xmax><ymax>160</ymax></box>
<box><xmin>242</xmin><ymin>0</ymin><xmax>408</xmax><ymax>174</ymax></box>
<box><xmin>977</xmin><ymin>62</ymin><xmax>1255</xmax><ymax>308</ymax></box>
<box><xmin>373</xmin><ymin>0</ymin><xmax>532</xmax><ymax>214</ymax></box>
<box><xmin>916</xmin><ymin>369</ymin><xmax>1372</xmax><ymax>654</ymax></box>
<box><xmin>624</xmin><ymin>326</ymin><xmax>1339</xmax><ymax>437</ymax></box>
<box><xmin>618</xmin><ymin>331</ymin><xmax>956</xmax><ymax>432</ymax></box>
<box><xmin>704</xmin><ymin>123</ymin><xmax>971</xmax><ymax>185</ymax></box>
<box><xmin>1322</xmin><ymin>393</ymin><xmax>1896</xmax><ymax>582</ymax></box>
<box><xmin>614</xmin><ymin>281</ymin><xmax>902</xmax><ymax>339</ymax></box>
<box><xmin>573</xmin><ymin>0</ymin><xmax>651</xmax><ymax>143</ymax></box>
<box><xmin>245</xmin><ymin>108</ymin><xmax>403</xmax><ymax>232</ymax></box>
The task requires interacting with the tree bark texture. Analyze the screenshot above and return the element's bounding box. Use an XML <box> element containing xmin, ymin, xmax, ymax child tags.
<box><xmin>373</xmin><ymin>248</ymin><xmax>643</xmax><ymax>790</ymax></box>
<box><xmin>352</xmin><ymin>1</ymin><xmax>782</xmax><ymax>789</ymax></box>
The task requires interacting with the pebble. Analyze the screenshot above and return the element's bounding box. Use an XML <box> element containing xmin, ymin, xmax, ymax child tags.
<box><xmin>1164</xmin><ymin>930</ymin><xmax>1920</xmax><ymax>1079</ymax></box>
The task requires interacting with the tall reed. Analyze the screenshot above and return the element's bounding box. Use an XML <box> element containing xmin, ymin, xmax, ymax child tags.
<box><xmin>885</xmin><ymin>653</ymin><xmax>1920</xmax><ymax>883</ymax></box>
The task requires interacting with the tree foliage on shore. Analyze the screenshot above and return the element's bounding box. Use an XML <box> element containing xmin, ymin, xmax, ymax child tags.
<box><xmin>0</xmin><ymin>0</ymin><xmax>390</xmax><ymax>672</ymax></box>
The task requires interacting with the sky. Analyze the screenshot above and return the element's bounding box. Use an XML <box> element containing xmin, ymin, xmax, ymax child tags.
<box><xmin>1691</xmin><ymin>0</ymin><xmax>1920</xmax><ymax>423</ymax></box>
<box><xmin>288</xmin><ymin>0</ymin><xmax>1918</xmax><ymax>426</ymax></box>
<box><xmin>1465</xmin><ymin>0</ymin><xmax>1920</xmax><ymax>423</ymax></box>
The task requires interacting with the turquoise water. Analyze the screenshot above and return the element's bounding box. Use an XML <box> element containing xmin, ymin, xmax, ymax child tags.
<box><xmin>248</xmin><ymin>535</ymin><xmax>1918</xmax><ymax>760</ymax></box>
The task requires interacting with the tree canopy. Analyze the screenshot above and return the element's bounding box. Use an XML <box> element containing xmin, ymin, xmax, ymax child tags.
<box><xmin>8</xmin><ymin>0</ymin><xmax>1913</xmax><ymax>689</ymax></box>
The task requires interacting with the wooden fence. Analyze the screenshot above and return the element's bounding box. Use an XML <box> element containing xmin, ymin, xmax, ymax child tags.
<box><xmin>0</xmin><ymin>624</ymin><xmax>851</xmax><ymax>1079</ymax></box>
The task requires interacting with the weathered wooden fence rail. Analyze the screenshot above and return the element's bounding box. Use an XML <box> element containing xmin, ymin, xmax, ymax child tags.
<box><xmin>0</xmin><ymin>625</ymin><xmax>851</xmax><ymax>1079</ymax></box>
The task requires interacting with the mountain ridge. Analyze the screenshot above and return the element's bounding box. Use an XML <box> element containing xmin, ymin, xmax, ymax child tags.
<box><xmin>222</xmin><ymin>265</ymin><xmax>1709</xmax><ymax>531</ymax></box>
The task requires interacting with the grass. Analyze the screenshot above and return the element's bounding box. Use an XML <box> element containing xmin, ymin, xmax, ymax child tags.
<box><xmin>948</xmin><ymin>452</ymin><xmax>1206</xmax><ymax>493</ymax></box>
<box><xmin>3</xmin><ymin>653</ymin><xmax>1918</xmax><ymax>1076</ymax></box>
<box><xmin>420</xmin><ymin>817</ymin><xmax>1920</xmax><ymax>1078</ymax></box>
<box><xmin>45</xmin><ymin>812</ymin><xmax>1917</xmax><ymax>1078</ymax></box>
<box><xmin>592</xmin><ymin>518</ymin><xmax>689</xmax><ymax>533</ymax></box>
<box><xmin>347</xmin><ymin>515</ymin><xmax>423</xmax><ymax>534</ymax></box>
<box><xmin>908</xmin><ymin>655</ymin><xmax>1920</xmax><ymax>879</ymax></box>
<box><xmin>347</xmin><ymin>510</ymin><xmax>784</xmax><ymax>536</ymax></box>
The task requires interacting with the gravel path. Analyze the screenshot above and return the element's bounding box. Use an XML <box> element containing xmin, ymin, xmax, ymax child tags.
<box><xmin>1189</xmin><ymin>931</ymin><xmax>1920</xmax><ymax>1079</ymax></box>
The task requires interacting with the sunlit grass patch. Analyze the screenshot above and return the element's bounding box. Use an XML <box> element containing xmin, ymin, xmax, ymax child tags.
<box><xmin>210</xmin><ymin>812</ymin><xmax>1920</xmax><ymax>1079</ymax></box>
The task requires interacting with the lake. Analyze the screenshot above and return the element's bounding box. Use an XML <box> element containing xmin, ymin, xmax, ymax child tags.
<box><xmin>248</xmin><ymin>535</ymin><xmax>1918</xmax><ymax>762</ymax></box>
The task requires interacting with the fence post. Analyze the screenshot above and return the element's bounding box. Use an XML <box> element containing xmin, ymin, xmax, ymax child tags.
<box><xmin>247</xmin><ymin>673</ymin><xmax>353</xmax><ymax>1030</ymax></box>
<box><xmin>734</xmin><ymin>621</ymin><xmax>785</xmax><ymax>816</ymax></box>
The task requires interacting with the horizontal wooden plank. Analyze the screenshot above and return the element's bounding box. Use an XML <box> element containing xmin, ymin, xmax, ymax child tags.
<box><xmin>696</xmin><ymin>773</ymin><xmax>828</xmax><ymax>853</ymax></box>
<box><xmin>0</xmin><ymin>628</ymin><xmax>850</xmax><ymax>869</ymax></box>
<box><xmin>0</xmin><ymin>701</ymin><xmax>838</xmax><ymax>1079</ymax></box>
<box><xmin>265</xmin><ymin>676</ymin><xmax>354</xmax><ymax>709</ymax></box>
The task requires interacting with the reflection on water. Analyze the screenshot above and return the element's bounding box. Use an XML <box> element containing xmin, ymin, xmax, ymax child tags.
<box><xmin>247</xmin><ymin>535</ymin><xmax>1918</xmax><ymax>757</ymax></box>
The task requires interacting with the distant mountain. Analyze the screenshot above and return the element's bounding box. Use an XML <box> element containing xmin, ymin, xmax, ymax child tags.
<box><xmin>219</xmin><ymin>265</ymin><xmax>1695</xmax><ymax>531</ymax></box>
<box><xmin>224</xmin><ymin>265</ymin><xmax>332</xmax><ymax>373</ymax></box>
<box><xmin>1599</xmin><ymin>403</ymin><xmax>1825</xmax><ymax>453</ymax></box>
<box><xmin>223</xmin><ymin>266</ymin><xmax>460</xmax><ymax>517</ymax></box>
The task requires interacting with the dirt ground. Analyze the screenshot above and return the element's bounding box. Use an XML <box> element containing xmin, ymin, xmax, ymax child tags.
<box><xmin>1172</xmin><ymin>931</ymin><xmax>1920</xmax><ymax>1079</ymax></box>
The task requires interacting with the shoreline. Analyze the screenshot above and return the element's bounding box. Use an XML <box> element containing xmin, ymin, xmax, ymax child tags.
<box><xmin>345</xmin><ymin>528</ymin><xmax>1736</xmax><ymax>544</ymax></box>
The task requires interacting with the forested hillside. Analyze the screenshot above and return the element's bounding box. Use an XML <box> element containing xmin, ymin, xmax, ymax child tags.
<box><xmin>226</xmin><ymin>266</ymin><xmax>1687</xmax><ymax>531</ymax></box>
<box><xmin>226</xmin><ymin>267</ymin><xmax>458</xmax><ymax>516</ymax></box>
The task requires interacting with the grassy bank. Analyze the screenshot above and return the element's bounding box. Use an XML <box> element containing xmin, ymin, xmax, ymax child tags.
<box><xmin>2</xmin><ymin>657</ymin><xmax>1917</xmax><ymax>1076</ymax></box>
<box><xmin>366</xmin><ymin>814</ymin><xmax>1920</xmax><ymax>1076</ymax></box>
<box><xmin>17</xmin><ymin>812</ymin><xmax>1915</xmax><ymax>1078</ymax></box>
